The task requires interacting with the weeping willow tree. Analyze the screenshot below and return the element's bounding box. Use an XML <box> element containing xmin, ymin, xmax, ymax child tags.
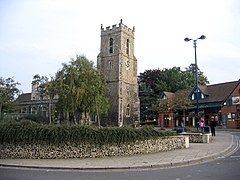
<box><xmin>54</xmin><ymin>55</ymin><xmax>109</xmax><ymax>125</ymax></box>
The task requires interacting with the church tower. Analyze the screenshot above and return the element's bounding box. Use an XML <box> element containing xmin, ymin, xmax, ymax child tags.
<box><xmin>97</xmin><ymin>20</ymin><xmax>140</xmax><ymax>127</ymax></box>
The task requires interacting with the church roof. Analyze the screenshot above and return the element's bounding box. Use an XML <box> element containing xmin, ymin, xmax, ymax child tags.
<box><xmin>16</xmin><ymin>93</ymin><xmax>31</xmax><ymax>103</ymax></box>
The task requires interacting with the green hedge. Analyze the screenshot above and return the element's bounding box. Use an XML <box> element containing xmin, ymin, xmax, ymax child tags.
<box><xmin>0</xmin><ymin>120</ymin><xmax>175</xmax><ymax>145</ymax></box>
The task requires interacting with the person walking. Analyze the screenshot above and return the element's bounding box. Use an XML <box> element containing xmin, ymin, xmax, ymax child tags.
<box><xmin>199</xmin><ymin>119</ymin><xmax>204</xmax><ymax>131</ymax></box>
<box><xmin>210</xmin><ymin>117</ymin><xmax>217</xmax><ymax>136</ymax></box>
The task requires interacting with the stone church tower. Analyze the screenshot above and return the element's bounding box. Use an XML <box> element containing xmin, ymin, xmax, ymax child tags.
<box><xmin>97</xmin><ymin>20</ymin><xmax>140</xmax><ymax>127</ymax></box>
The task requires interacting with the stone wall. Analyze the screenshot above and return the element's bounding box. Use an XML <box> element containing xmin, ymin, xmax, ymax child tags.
<box><xmin>182</xmin><ymin>133</ymin><xmax>211</xmax><ymax>143</ymax></box>
<box><xmin>0</xmin><ymin>136</ymin><xmax>189</xmax><ymax>159</ymax></box>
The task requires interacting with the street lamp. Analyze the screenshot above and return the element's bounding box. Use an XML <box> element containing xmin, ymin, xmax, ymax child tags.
<box><xmin>184</xmin><ymin>35</ymin><xmax>206</xmax><ymax>126</ymax></box>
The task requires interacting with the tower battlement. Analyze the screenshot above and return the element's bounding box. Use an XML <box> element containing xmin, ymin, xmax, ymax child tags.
<box><xmin>101</xmin><ymin>19</ymin><xmax>135</xmax><ymax>35</ymax></box>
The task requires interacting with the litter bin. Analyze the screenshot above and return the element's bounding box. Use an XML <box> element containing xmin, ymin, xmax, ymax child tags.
<box><xmin>204</xmin><ymin>126</ymin><xmax>210</xmax><ymax>133</ymax></box>
<box><xmin>177</xmin><ymin>128</ymin><xmax>184</xmax><ymax>134</ymax></box>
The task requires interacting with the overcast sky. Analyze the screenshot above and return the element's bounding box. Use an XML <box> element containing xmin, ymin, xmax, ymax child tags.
<box><xmin>0</xmin><ymin>0</ymin><xmax>239</xmax><ymax>93</ymax></box>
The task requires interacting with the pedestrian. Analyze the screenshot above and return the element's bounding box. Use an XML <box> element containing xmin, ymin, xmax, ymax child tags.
<box><xmin>199</xmin><ymin>119</ymin><xmax>204</xmax><ymax>131</ymax></box>
<box><xmin>210</xmin><ymin>117</ymin><xmax>216</xmax><ymax>136</ymax></box>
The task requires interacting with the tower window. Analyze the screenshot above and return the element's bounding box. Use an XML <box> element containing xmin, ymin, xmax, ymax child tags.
<box><xmin>126</xmin><ymin>39</ymin><xmax>129</xmax><ymax>55</ymax></box>
<box><xmin>126</xmin><ymin>104</ymin><xmax>130</xmax><ymax>117</ymax></box>
<box><xmin>127</xmin><ymin>86</ymin><xmax>130</xmax><ymax>96</ymax></box>
<box><xmin>109</xmin><ymin>38</ymin><xmax>113</xmax><ymax>53</ymax></box>
<box><xmin>108</xmin><ymin>60</ymin><xmax>113</xmax><ymax>70</ymax></box>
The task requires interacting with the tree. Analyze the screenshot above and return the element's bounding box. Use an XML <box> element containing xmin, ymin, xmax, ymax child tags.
<box><xmin>54</xmin><ymin>55</ymin><xmax>109</xmax><ymax>125</ymax></box>
<box><xmin>184</xmin><ymin>63</ymin><xmax>209</xmax><ymax>86</ymax></box>
<box><xmin>45</xmin><ymin>76</ymin><xmax>58</xmax><ymax>124</ymax></box>
<box><xmin>0</xmin><ymin>77</ymin><xmax>20</xmax><ymax>118</ymax></box>
<box><xmin>154</xmin><ymin>90</ymin><xmax>192</xmax><ymax>112</ymax></box>
<box><xmin>138</xmin><ymin>64</ymin><xmax>209</xmax><ymax>121</ymax></box>
<box><xmin>138</xmin><ymin>82</ymin><xmax>159</xmax><ymax>121</ymax></box>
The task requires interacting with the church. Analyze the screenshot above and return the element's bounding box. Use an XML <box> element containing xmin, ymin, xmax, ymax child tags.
<box><xmin>16</xmin><ymin>20</ymin><xmax>140</xmax><ymax>127</ymax></box>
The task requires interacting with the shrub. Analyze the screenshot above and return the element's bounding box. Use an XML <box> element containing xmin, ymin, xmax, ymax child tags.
<box><xmin>0</xmin><ymin>120</ymin><xmax>176</xmax><ymax>145</ymax></box>
<box><xmin>184</xmin><ymin>126</ymin><xmax>191</xmax><ymax>132</ymax></box>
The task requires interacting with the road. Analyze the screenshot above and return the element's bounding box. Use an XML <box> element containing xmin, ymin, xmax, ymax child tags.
<box><xmin>0</xmin><ymin>132</ymin><xmax>239</xmax><ymax>180</ymax></box>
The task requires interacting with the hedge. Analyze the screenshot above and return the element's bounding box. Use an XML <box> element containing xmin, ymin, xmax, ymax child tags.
<box><xmin>0</xmin><ymin>120</ymin><xmax>176</xmax><ymax>145</ymax></box>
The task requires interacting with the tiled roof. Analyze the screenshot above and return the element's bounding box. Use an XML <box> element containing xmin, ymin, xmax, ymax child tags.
<box><xmin>174</xmin><ymin>89</ymin><xmax>191</xmax><ymax>98</ymax></box>
<box><xmin>165</xmin><ymin>80</ymin><xmax>240</xmax><ymax>105</ymax></box>
<box><xmin>16</xmin><ymin>93</ymin><xmax>31</xmax><ymax>103</ymax></box>
<box><xmin>198</xmin><ymin>80</ymin><xmax>239</xmax><ymax>104</ymax></box>
<box><xmin>198</xmin><ymin>85</ymin><xmax>208</xmax><ymax>95</ymax></box>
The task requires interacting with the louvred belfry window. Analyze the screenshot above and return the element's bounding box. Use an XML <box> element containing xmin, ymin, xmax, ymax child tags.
<box><xmin>109</xmin><ymin>38</ymin><xmax>113</xmax><ymax>53</ymax></box>
<box><xmin>126</xmin><ymin>39</ymin><xmax>129</xmax><ymax>55</ymax></box>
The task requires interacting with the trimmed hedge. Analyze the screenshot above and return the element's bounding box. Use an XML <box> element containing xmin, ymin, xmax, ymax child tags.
<box><xmin>0</xmin><ymin>120</ymin><xmax>176</xmax><ymax>145</ymax></box>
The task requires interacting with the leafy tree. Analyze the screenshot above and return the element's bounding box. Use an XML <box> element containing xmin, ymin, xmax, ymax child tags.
<box><xmin>45</xmin><ymin>76</ymin><xmax>58</xmax><ymax>124</ymax></box>
<box><xmin>153</xmin><ymin>90</ymin><xmax>192</xmax><ymax>113</ymax></box>
<box><xmin>138</xmin><ymin>82</ymin><xmax>158</xmax><ymax>121</ymax></box>
<box><xmin>138</xmin><ymin>64</ymin><xmax>209</xmax><ymax>121</ymax></box>
<box><xmin>155</xmin><ymin>67</ymin><xmax>187</xmax><ymax>93</ymax></box>
<box><xmin>184</xmin><ymin>63</ymin><xmax>209</xmax><ymax>86</ymax></box>
<box><xmin>32</xmin><ymin>74</ymin><xmax>60</xmax><ymax>124</ymax></box>
<box><xmin>138</xmin><ymin>69</ymin><xmax>162</xmax><ymax>94</ymax></box>
<box><xmin>54</xmin><ymin>55</ymin><xmax>109</xmax><ymax>125</ymax></box>
<box><xmin>0</xmin><ymin>77</ymin><xmax>20</xmax><ymax>118</ymax></box>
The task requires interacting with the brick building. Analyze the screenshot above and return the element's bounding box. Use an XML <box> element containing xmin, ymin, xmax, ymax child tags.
<box><xmin>159</xmin><ymin>80</ymin><xmax>240</xmax><ymax>129</ymax></box>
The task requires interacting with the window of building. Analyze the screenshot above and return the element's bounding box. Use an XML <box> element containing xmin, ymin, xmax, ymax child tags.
<box><xmin>126</xmin><ymin>39</ymin><xmax>129</xmax><ymax>55</ymax></box>
<box><xmin>108</xmin><ymin>60</ymin><xmax>113</xmax><ymax>70</ymax></box>
<box><xmin>126</xmin><ymin>104</ymin><xmax>130</xmax><ymax>117</ymax></box>
<box><xmin>22</xmin><ymin>107</ymin><xmax>27</xmax><ymax>113</ymax></box>
<box><xmin>227</xmin><ymin>98</ymin><xmax>232</xmax><ymax>106</ymax></box>
<box><xmin>191</xmin><ymin>89</ymin><xmax>205</xmax><ymax>100</ymax></box>
<box><xmin>127</xmin><ymin>87</ymin><xmax>130</xmax><ymax>96</ymax></box>
<box><xmin>109</xmin><ymin>38</ymin><xmax>113</xmax><ymax>54</ymax></box>
<box><xmin>120</xmin><ymin>99</ymin><xmax>123</xmax><ymax>122</ymax></box>
<box><xmin>133</xmin><ymin>61</ymin><xmax>136</xmax><ymax>72</ymax></box>
<box><xmin>32</xmin><ymin>107</ymin><xmax>37</xmax><ymax>114</ymax></box>
<box><xmin>192</xmin><ymin>94</ymin><xmax>194</xmax><ymax>100</ymax></box>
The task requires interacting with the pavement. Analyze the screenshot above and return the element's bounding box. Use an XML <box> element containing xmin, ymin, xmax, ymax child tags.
<box><xmin>0</xmin><ymin>131</ymin><xmax>237</xmax><ymax>170</ymax></box>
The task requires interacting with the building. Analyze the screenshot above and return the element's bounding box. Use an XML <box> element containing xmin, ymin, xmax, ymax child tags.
<box><xmin>97</xmin><ymin>20</ymin><xmax>140</xmax><ymax>127</ymax></box>
<box><xmin>16</xmin><ymin>20</ymin><xmax>140</xmax><ymax>126</ymax></box>
<box><xmin>159</xmin><ymin>80</ymin><xmax>240</xmax><ymax>129</ymax></box>
<box><xmin>16</xmin><ymin>82</ymin><xmax>57</xmax><ymax>119</ymax></box>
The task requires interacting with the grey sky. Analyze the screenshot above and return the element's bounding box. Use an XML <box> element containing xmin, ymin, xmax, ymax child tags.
<box><xmin>0</xmin><ymin>0</ymin><xmax>239</xmax><ymax>92</ymax></box>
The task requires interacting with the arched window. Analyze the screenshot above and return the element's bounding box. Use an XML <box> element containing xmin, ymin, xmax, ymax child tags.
<box><xmin>32</xmin><ymin>107</ymin><xmax>37</xmax><ymax>114</ymax></box>
<box><xmin>126</xmin><ymin>39</ymin><xmax>129</xmax><ymax>55</ymax></box>
<box><xmin>126</xmin><ymin>104</ymin><xmax>130</xmax><ymax>117</ymax></box>
<box><xmin>126</xmin><ymin>86</ymin><xmax>130</xmax><ymax>96</ymax></box>
<box><xmin>22</xmin><ymin>107</ymin><xmax>27</xmax><ymax>113</ymax></box>
<box><xmin>108</xmin><ymin>60</ymin><xmax>113</xmax><ymax>70</ymax></box>
<box><xmin>109</xmin><ymin>38</ymin><xmax>113</xmax><ymax>53</ymax></box>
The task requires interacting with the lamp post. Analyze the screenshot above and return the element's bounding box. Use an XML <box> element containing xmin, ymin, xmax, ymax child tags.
<box><xmin>184</xmin><ymin>35</ymin><xmax>206</xmax><ymax>126</ymax></box>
